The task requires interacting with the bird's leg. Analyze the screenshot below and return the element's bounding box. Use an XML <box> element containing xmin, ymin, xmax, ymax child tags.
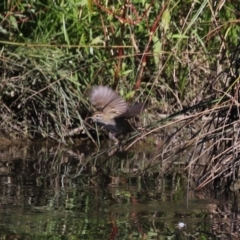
<box><xmin>108</xmin><ymin>132</ymin><xmax>125</xmax><ymax>152</ymax></box>
<box><xmin>108</xmin><ymin>132</ymin><xmax>119</xmax><ymax>145</ymax></box>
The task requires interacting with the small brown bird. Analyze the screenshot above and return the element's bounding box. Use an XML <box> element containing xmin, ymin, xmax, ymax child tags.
<box><xmin>89</xmin><ymin>85</ymin><xmax>144</xmax><ymax>140</ymax></box>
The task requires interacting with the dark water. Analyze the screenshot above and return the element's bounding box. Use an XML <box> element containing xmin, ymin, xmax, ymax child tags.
<box><xmin>0</xmin><ymin>142</ymin><xmax>238</xmax><ymax>239</ymax></box>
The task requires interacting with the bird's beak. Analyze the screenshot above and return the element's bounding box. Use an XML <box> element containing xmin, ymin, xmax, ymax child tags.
<box><xmin>85</xmin><ymin>116</ymin><xmax>92</xmax><ymax>122</ymax></box>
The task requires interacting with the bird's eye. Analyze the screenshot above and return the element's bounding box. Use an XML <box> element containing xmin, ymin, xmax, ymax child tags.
<box><xmin>94</xmin><ymin>114</ymin><xmax>101</xmax><ymax>120</ymax></box>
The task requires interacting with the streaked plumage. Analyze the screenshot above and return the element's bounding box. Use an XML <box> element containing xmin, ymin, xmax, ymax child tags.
<box><xmin>89</xmin><ymin>86</ymin><xmax>144</xmax><ymax>138</ymax></box>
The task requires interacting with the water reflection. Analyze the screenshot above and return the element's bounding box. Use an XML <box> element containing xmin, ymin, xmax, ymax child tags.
<box><xmin>0</xmin><ymin>142</ymin><xmax>238</xmax><ymax>239</ymax></box>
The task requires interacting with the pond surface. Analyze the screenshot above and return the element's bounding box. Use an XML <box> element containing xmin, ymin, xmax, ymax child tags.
<box><xmin>0</xmin><ymin>141</ymin><xmax>238</xmax><ymax>239</ymax></box>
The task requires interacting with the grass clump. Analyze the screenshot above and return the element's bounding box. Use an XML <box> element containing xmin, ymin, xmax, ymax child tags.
<box><xmin>0</xmin><ymin>47</ymin><xmax>90</xmax><ymax>140</ymax></box>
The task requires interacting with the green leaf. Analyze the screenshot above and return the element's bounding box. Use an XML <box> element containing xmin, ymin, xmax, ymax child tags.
<box><xmin>152</xmin><ymin>36</ymin><xmax>161</xmax><ymax>67</ymax></box>
<box><xmin>125</xmin><ymin>90</ymin><xmax>135</xmax><ymax>99</ymax></box>
<box><xmin>171</xmin><ymin>34</ymin><xmax>189</xmax><ymax>39</ymax></box>
<box><xmin>161</xmin><ymin>8</ymin><xmax>170</xmax><ymax>33</ymax></box>
<box><xmin>0</xmin><ymin>26</ymin><xmax>7</xmax><ymax>34</ymax></box>
<box><xmin>121</xmin><ymin>69</ymin><xmax>133</xmax><ymax>76</ymax></box>
<box><xmin>87</xmin><ymin>0</ymin><xmax>93</xmax><ymax>12</ymax></box>
<box><xmin>9</xmin><ymin>15</ymin><xmax>18</xmax><ymax>30</ymax></box>
<box><xmin>90</xmin><ymin>36</ymin><xmax>104</xmax><ymax>45</ymax></box>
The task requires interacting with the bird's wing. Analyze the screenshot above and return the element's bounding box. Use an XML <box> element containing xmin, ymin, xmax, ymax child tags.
<box><xmin>89</xmin><ymin>86</ymin><xmax>128</xmax><ymax>117</ymax></box>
